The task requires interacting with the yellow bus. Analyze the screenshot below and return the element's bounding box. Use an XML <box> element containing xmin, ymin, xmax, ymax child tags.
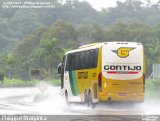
<box><xmin>58</xmin><ymin>42</ymin><xmax>146</xmax><ymax>106</ymax></box>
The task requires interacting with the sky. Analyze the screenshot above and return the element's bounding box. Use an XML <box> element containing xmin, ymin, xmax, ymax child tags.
<box><xmin>80</xmin><ymin>0</ymin><xmax>159</xmax><ymax>11</ymax></box>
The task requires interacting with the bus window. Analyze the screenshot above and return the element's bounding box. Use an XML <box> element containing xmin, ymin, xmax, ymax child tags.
<box><xmin>69</xmin><ymin>54</ymin><xmax>75</xmax><ymax>71</ymax></box>
<box><xmin>81</xmin><ymin>51</ymin><xmax>86</xmax><ymax>69</ymax></box>
<box><xmin>93</xmin><ymin>49</ymin><xmax>99</xmax><ymax>68</ymax></box>
<box><xmin>88</xmin><ymin>50</ymin><xmax>94</xmax><ymax>68</ymax></box>
<box><xmin>75</xmin><ymin>53</ymin><xmax>80</xmax><ymax>70</ymax></box>
<box><xmin>85</xmin><ymin>50</ymin><xmax>90</xmax><ymax>69</ymax></box>
<box><xmin>85</xmin><ymin>49</ymin><xmax>98</xmax><ymax>69</ymax></box>
<box><xmin>75</xmin><ymin>51</ymin><xmax>86</xmax><ymax>70</ymax></box>
<box><xmin>66</xmin><ymin>49</ymin><xmax>98</xmax><ymax>71</ymax></box>
<box><xmin>79</xmin><ymin>51</ymin><xmax>85</xmax><ymax>70</ymax></box>
<box><xmin>65</xmin><ymin>54</ymin><xmax>71</xmax><ymax>71</ymax></box>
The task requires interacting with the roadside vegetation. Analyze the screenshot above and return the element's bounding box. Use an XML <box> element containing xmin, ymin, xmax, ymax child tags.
<box><xmin>145</xmin><ymin>79</ymin><xmax>160</xmax><ymax>100</ymax></box>
<box><xmin>0</xmin><ymin>78</ymin><xmax>60</xmax><ymax>87</ymax></box>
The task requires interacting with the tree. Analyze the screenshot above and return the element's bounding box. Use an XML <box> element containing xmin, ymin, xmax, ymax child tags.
<box><xmin>38</xmin><ymin>38</ymin><xmax>63</xmax><ymax>77</ymax></box>
<box><xmin>0</xmin><ymin>54</ymin><xmax>7</xmax><ymax>75</ymax></box>
<box><xmin>6</xmin><ymin>53</ymin><xmax>16</xmax><ymax>79</ymax></box>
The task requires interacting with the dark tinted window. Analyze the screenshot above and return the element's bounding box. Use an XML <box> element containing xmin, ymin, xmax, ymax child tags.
<box><xmin>84</xmin><ymin>49</ymin><xmax>99</xmax><ymax>69</ymax></box>
<box><xmin>69</xmin><ymin>54</ymin><xmax>75</xmax><ymax>70</ymax></box>
<box><xmin>84</xmin><ymin>50</ymin><xmax>89</xmax><ymax>69</ymax></box>
<box><xmin>93</xmin><ymin>49</ymin><xmax>99</xmax><ymax>67</ymax></box>
<box><xmin>65</xmin><ymin>54</ymin><xmax>71</xmax><ymax>71</ymax></box>
<box><xmin>88</xmin><ymin>50</ymin><xmax>94</xmax><ymax>68</ymax></box>
<box><xmin>65</xmin><ymin>54</ymin><xmax>75</xmax><ymax>71</ymax></box>
<box><xmin>79</xmin><ymin>51</ymin><xmax>85</xmax><ymax>69</ymax></box>
<box><xmin>75</xmin><ymin>53</ymin><xmax>80</xmax><ymax>70</ymax></box>
<box><xmin>65</xmin><ymin>48</ymin><xmax>99</xmax><ymax>71</ymax></box>
<box><xmin>82</xmin><ymin>51</ymin><xmax>86</xmax><ymax>69</ymax></box>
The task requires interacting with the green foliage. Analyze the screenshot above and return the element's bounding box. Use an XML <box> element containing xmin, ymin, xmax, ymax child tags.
<box><xmin>1</xmin><ymin>0</ymin><xmax>160</xmax><ymax>54</ymax></box>
<box><xmin>49</xmin><ymin>79</ymin><xmax>61</xmax><ymax>86</ymax></box>
<box><xmin>146</xmin><ymin>79</ymin><xmax>160</xmax><ymax>90</ymax></box>
<box><xmin>0</xmin><ymin>78</ymin><xmax>39</xmax><ymax>87</ymax></box>
<box><xmin>6</xmin><ymin>53</ymin><xmax>15</xmax><ymax>65</ymax></box>
<box><xmin>145</xmin><ymin>79</ymin><xmax>160</xmax><ymax>100</ymax></box>
<box><xmin>3</xmin><ymin>19</ymin><xmax>160</xmax><ymax>80</ymax></box>
<box><xmin>39</xmin><ymin>38</ymin><xmax>62</xmax><ymax>77</ymax></box>
<box><xmin>0</xmin><ymin>78</ymin><xmax>60</xmax><ymax>87</ymax></box>
<box><xmin>0</xmin><ymin>54</ymin><xmax>7</xmax><ymax>74</ymax></box>
<box><xmin>1</xmin><ymin>0</ymin><xmax>160</xmax><ymax>81</ymax></box>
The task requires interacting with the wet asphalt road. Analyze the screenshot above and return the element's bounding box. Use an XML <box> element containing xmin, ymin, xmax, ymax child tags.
<box><xmin>0</xmin><ymin>85</ymin><xmax>159</xmax><ymax>121</ymax></box>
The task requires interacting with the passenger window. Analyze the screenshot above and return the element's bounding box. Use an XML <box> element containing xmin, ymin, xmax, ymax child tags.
<box><xmin>65</xmin><ymin>54</ymin><xmax>75</xmax><ymax>71</ymax></box>
<box><xmin>69</xmin><ymin>54</ymin><xmax>75</xmax><ymax>71</ymax></box>
<box><xmin>79</xmin><ymin>51</ymin><xmax>85</xmax><ymax>69</ymax></box>
<box><xmin>75</xmin><ymin>51</ymin><xmax>86</xmax><ymax>70</ymax></box>
<box><xmin>85</xmin><ymin>49</ymin><xmax>99</xmax><ymax>69</ymax></box>
<box><xmin>75</xmin><ymin>53</ymin><xmax>80</xmax><ymax>70</ymax></box>
<box><xmin>65</xmin><ymin>48</ymin><xmax>98</xmax><ymax>71</ymax></box>
<box><xmin>65</xmin><ymin>54</ymin><xmax>71</xmax><ymax>71</ymax></box>
<box><xmin>88</xmin><ymin>50</ymin><xmax>94</xmax><ymax>68</ymax></box>
<box><xmin>93</xmin><ymin>49</ymin><xmax>99</xmax><ymax>68</ymax></box>
<box><xmin>85</xmin><ymin>50</ymin><xmax>90</xmax><ymax>69</ymax></box>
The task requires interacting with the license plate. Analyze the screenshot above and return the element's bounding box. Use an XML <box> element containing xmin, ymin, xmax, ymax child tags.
<box><xmin>119</xmin><ymin>93</ymin><xmax>127</xmax><ymax>96</ymax></box>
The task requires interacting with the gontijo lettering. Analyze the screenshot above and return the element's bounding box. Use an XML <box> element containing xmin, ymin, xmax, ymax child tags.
<box><xmin>104</xmin><ymin>65</ymin><xmax>142</xmax><ymax>70</ymax></box>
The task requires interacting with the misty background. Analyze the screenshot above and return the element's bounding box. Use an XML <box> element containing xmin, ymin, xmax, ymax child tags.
<box><xmin>0</xmin><ymin>0</ymin><xmax>160</xmax><ymax>81</ymax></box>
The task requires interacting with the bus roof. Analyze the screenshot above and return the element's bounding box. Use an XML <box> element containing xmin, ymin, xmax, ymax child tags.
<box><xmin>64</xmin><ymin>42</ymin><xmax>142</xmax><ymax>55</ymax></box>
<box><xmin>65</xmin><ymin>43</ymin><xmax>103</xmax><ymax>55</ymax></box>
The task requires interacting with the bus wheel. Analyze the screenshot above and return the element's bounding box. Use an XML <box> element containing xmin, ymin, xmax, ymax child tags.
<box><xmin>84</xmin><ymin>91</ymin><xmax>89</xmax><ymax>106</ymax></box>
<box><xmin>65</xmin><ymin>91</ymin><xmax>70</xmax><ymax>105</ymax></box>
<box><xmin>87</xmin><ymin>91</ymin><xmax>96</xmax><ymax>109</ymax></box>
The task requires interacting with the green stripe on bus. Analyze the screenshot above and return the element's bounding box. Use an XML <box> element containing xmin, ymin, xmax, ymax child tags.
<box><xmin>69</xmin><ymin>71</ymin><xmax>78</xmax><ymax>96</ymax></box>
<box><xmin>69</xmin><ymin>71</ymin><xmax>75</xmax><ymax>95</ymax></box>
<box><xmin>72</xmin><ymin>71</ymin><xmax>79</xmax><ymax>95</ymax></box>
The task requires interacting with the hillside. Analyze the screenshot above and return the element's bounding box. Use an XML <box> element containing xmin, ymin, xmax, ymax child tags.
<box><xmin>0</xmin><ymin>0</ymin><xmax>160</xmax><ymax>53</ymax></box>
<box><xmin>0</xmin><ymin>0</ymin><xmax>160</xmax><ymax>79</ymax></box>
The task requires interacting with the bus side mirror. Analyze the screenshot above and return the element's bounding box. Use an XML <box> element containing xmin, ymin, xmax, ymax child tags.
<box><xmin>57</xmin><ymin>63</ymin><xmax>62</xmax><ymax>76</ymax></box>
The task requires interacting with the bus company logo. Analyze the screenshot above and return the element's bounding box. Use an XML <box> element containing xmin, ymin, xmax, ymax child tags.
<box><xmin>112</xmin><ymin>47</ymin><xmax>135</xmax><ymax>58</ymax></box>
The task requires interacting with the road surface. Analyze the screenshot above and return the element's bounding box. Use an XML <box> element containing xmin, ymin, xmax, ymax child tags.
<box><xmin>0</xmin><ymin>83</ymin><xmax>159</xmax><ymax>117</ymax></box>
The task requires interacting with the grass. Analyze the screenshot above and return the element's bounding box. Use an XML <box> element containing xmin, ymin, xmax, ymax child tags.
<box><xmin>145</xmin><ymin>79</ymin><xmax>160</xmax><ymax>100</ymax></box>
<box><xmin>0</xmin><ymin>78</ymin><xmax>61</xmax><ymax>87</ymax></box>
<box><xmin>49</xmin><ymin>78</ymin><xmax>61</xmax><ymax>86</ymax></box>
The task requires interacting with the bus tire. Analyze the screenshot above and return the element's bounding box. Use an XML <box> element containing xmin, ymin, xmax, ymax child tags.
<box><xmin>65</xmin><ymin>90</ymin><xmax>70</xmax><ymax>105</ymax></box>
<box><xmin>88</xmin><ymin>91</ymin><xmax>96</xmax><ymax>109</ymax></box>
<box><xmin>84</xmin><ymin>91</ymin><xmax>91</xmax><ymax>107</ymax></box>
<box><xmin>84</xmin><ymin>90</ymin><xmax>87</xmax><ymax>104</ymax></box>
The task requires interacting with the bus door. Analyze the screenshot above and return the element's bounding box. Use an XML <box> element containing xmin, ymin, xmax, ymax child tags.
<box><xmin>75</xmin><ymin>52</ymin><xmax>85</xmax><ymax>93</ymax></box>
<box><xmin>65</xmin><ymin>53</ymin><xmax>80</xmax><ymax>96</ymax></box>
